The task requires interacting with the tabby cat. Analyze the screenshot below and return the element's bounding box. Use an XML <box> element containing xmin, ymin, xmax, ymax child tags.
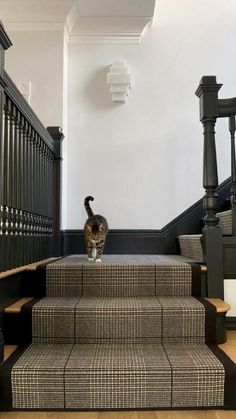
<box><xmin>84</xmin><ymin>196</ymin><xmax>108</xmax><ymax>262</ymax></box>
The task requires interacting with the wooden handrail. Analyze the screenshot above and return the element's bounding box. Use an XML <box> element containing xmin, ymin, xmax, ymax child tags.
<box><xmin>3</xmin><ymin>72</ymin><xmax>54</xmax><ymax>152</ymax></box>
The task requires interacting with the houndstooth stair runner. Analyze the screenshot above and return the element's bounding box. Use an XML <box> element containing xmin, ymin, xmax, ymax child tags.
<box><xmin>6</xmin><ymin>255</ymin><xmax>236</xmax><ymax>410</ymax></box>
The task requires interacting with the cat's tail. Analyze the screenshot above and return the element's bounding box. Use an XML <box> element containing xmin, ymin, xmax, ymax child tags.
<box><xmin>84</xmin><ymin>196</ymin><xmax>94</xmax><ymax>217</ymax></box>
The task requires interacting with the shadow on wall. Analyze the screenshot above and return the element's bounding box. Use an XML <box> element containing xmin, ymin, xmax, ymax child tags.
<box><xmin>83</xmin><ymin>66</ymin><xmax>124</xmax><ymax>111</ymax></box>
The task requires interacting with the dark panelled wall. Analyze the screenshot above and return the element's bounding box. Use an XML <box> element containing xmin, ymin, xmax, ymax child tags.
<box><xmin>61</xmin><ymin>178</ymin><xmax>231</xmax><ymax>256</ymax></box>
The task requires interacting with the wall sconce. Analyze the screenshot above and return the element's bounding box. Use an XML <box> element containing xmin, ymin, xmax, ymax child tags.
<box><xmin>107</xmin><ymin>61</ymin><xmax>131</xmax><ymax>103</ymax></box>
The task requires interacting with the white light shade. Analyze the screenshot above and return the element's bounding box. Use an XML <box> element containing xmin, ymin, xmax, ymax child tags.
<box><xmin>107</xmin><ymin>61</ymin><xmax>131</xmax><ymax>102</ymax></box>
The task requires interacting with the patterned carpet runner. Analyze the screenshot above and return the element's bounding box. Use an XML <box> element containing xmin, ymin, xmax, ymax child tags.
<box><xmin>3</xmin><ymin>255</ymin><xmax>236</xmax><ymax>410</ymax></box>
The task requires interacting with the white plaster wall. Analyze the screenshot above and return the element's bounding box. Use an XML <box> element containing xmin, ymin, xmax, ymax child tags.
<box><xmin>66</xmin><ymin>0</ymin><xmax>235</xmax><ymax>230</ymax></box>
<box><xmin>5</xmin><ymin>30</ymin><xmax>64</xmax><ymax>127</ymax></box>
<box><xmin>224</xmin><ymin>280</ymin><xmax>236</xmax><ymax>317</ymax></box>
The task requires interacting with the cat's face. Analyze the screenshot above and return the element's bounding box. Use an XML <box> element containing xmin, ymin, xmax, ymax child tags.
<box><xmin>85</xmin><ymin>223</ymin><xmax>105</xmax><ymax>243</ymax></box>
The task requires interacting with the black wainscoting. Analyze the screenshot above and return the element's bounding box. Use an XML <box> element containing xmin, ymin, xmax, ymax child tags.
<box><xmin>61</xmin><ymin>178</ymin><xmax>231</xmax><ymax>256</ymax></box>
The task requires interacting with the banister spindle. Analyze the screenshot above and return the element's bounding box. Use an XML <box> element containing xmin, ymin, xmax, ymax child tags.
<box><xmin>229</xmin><ymin>115</ymin><xmax>236</xmax><ymax>236</ymax></box>
<box><xmin>202</xmin><ymin>117</ymin><xmax>219</xmax><ymax>227</ymax></box>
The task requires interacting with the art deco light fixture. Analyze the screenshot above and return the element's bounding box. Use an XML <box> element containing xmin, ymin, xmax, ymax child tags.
<box><xmin>107</xmin><ymin>61</ymin><xmax>131</xmax><ymax>103</ymax></box>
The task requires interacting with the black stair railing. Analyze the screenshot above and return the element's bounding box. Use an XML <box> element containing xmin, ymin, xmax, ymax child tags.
<box><xmin>196</xmin><ymin>76</ymin><xmax>236</xmax><ymax>297</ymax></box>
<box><xmin>0</xmin><ymin>22</ymin><xmax>64</xmax><ymax>272</ymax></box>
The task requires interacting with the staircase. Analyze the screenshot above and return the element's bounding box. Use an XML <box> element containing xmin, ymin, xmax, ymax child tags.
<box><xmin>1</xmin><ymin>254</ymin><xmax>235</xmax><ymax>411</ymax></box>
<box><xmin>178</xmin><ymin>210</ymin><xmax>233</xmax><ymax>264</ymax></box>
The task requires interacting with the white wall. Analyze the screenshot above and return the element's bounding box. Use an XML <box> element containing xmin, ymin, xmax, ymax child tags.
<box><xmin>66</xmin><ymin>0</ymin><xmax>236</xmax><ymax>230</ymax></box>
<box><xmin>224</xmin><ymin>280</ymin><xmax>236</xmax><ymax>317</ymax></box>
<box><xmin>5</xmin><ymin>30</ymin><xmax>64</xmax><ymax>127</ymax></box>
<box><xmin>4</xmin><ymin>0</ymin><xmax>236</xmax><ymax>230</ymax></box>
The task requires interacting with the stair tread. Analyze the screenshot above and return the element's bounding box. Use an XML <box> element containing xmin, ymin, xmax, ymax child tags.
<box><xmin>207</xmin><ymin>298</ymin><xmax>231</xmax><ymax>313</ymax></box>
<box><xmin>0</xmin><ymin>257</ymin><xmax>59</xmax><ymax>279</ymax></box>
<box><xmin>3</xmin><ymin>345</ymin><xmax>18</xmax><ymax>362</ymax></box>
<box><xmin>47</xmin><ymin>254</ymin><xmax>196</xmax><ymax>297</ymax></box>
<box><xmin>4</xmin><ymin>297</ymin><xmax>34</xmax><ymax>313</ymax></box>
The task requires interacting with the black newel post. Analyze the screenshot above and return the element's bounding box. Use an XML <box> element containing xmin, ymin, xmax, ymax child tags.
<box><xmin>195</xmin><ymin>76</ymin><xmax>224</xmax><ymax>297</ymax></box>
<box><xmin>0</xmin><ymin>22</ymin><xmax>12</xmax><ymax>363</ymax></box>
<box><xmin>229</xmin><ymin>115</ymin><xmax>236</xmax><ymax>236</ymax></box>
<box><xmin>47</xmin><ymin>126</ymin><xmax>64</xmax><ymax>256</ymax></box>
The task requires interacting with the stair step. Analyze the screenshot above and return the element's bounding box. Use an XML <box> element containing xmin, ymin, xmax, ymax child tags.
<box><xmin>216</xmin><ymin>209</ymin><xmax>232</xmax><ymax>235</ymax></box>
<box><xmin>11</xmin><ymin>342</ymin><xmax>225</xmax><ymax>410</ymax></box>
<box><xmin>46</xmin><ymin>255</ymin><xmax>198</xmax><ymax>297</ymax></box>
<box><xmin>178</xmin><ymin>234</ymin><xmax>203</xmax><ymax>262</ymax></box>
<box><xmin>4</xmin><ymin>297</ymin><xmax>34</xmax><ymax>313</ymax></box>
<box><xmin>3</xmin><ymin>345</ymin><xmax>18</xmax><ymax>362</ymax></box>
<box><xmin>207</xmin><ymin>298</ymin><xmax>231</xmax><ymax>314</ymax></box>
<box><xmin>32</xmin><ymin>296</ymin><xmax>208</xmax><ymax>344</ymax></box>
<box><xmin>0</xmin><ymin>257</ymin><xmax>59</xmax><ymax>280</ymax></box>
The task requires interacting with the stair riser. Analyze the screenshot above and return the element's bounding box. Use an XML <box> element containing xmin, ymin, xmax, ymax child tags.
<box><xmin>32</xmin><ymin>297</ymin><xmax>205</xmax><ymax>344</ymax></box>
<box><xmin>11</xmin><ymin>343</ymin><xmax>225</xmax><ymax>410</ymax></box>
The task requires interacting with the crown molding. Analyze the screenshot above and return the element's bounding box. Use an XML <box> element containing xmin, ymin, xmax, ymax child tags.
<box><xmin>69</xmin><ymin>17</ymin><xmax>152</xmax><ymax>45</ymax></box>
<box><xmin>69</xmin><ymin>33</ymin><xmax>142</xmax><ymax>45</ymax></box>
<box><xmin>3</xmin><ymin>18</ymin><xmax>65</xmax><ymax>32</ymax></box>
<box><xmin>1</xmin><ymin>4</ymin><xmax>154</xmax><ymax>44</ymax></box>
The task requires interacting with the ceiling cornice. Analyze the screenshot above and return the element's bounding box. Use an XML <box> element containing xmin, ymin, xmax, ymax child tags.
<box><xmin>3</xmin><ymin>18</ymin><xmax>65</xmax><ymax>32</ymax></box>
<box><xmin>69</xmin><ymin>17</ymin><xmax>152</xmax><ymax>45</ymax></box>
<box><xmin>0</xmin><ymin>0</ymin><xmax>156</xmax><ymax>44</ymax></box>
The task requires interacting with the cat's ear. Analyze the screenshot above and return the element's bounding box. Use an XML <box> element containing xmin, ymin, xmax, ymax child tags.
<box><xmin>86</xmin><ymin>224</ymin><xmax>92</xmax><ymax>232</ymax></box>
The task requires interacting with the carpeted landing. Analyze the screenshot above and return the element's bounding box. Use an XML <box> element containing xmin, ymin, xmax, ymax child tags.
<box><xmin>1</xmin><ymin>255</ymin><xmax>236</xmax><ymax>410</ymax></box>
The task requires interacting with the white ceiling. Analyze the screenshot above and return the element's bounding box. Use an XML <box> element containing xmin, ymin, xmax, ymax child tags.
<box><xmin>0</xmin><ymin>0</ymin><xmax>157</xmax><ymax>43</ymax></box>
<box><xmin>76</xmin><ymin>0</ymin><xmax>155</xmax><ymax>17</ymax></box>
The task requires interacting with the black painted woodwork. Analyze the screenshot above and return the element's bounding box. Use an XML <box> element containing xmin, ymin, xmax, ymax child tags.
<box><xmin>229</xmin><ymin>115</ymin><xmax>236</xmax><ymax>236</ymax></box>
<box><xmin>196</xmin><ymin>76</ymin><xmax>236</xmax><ymax>298</ymax></box>
<box><xmin>0</xmin><ymin>25</ymin><xmax>64</xmax><ymax>272</ymax></box>
<box><xmin>196</xmin><ymin>76</ymin><xmax>223</xmax><ymax>298</ymax></box>
<box><xmin>47</xmin><ymin>127</ymin><xmax>64</xmax><ymax>257</ymax></box>
<box><xmin>226</xmin><ymin>317</ymin><xmax>236</xmax><ymax>330</ymax></box>
<box><xmin>0</xmin><ymin>22</ymin><xmax>12</xmax><ymax>364</ymax></box>
<box><xmin>61</xmin><ymin>177</ymin><xmax>231</xmax><ymax>256</ymax></box>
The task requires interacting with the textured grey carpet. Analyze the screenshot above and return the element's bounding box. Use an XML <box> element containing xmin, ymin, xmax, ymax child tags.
<box><xmin>32</xmin><ymin>296</ymin><xmax>205</xmax><ymax>344</ymax></box>
<box><xmin>46</xmin><ymin>255</ymin><xmax>193</xmax><ymax>297</ymax></box>
<box><xmin>11</xmin><ymin>342</ymin><xmax>224</xmax><ymax>409</ymax></box>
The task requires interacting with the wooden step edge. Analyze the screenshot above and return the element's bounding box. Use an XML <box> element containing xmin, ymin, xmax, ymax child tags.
<box><xmin>3</xmin><ymin>345</ymin><xmax>18</xmax><ymax>362</ymax></box>
<box><xmin>0</xmin><ymin>257</ymin><xmax>59</xmax><ymax>280</ymax></box>
<box><xmin>206</xmin><ymin>298</ymin><xmax>231</xmax><ymax>313</ymax></box>
<box><xmin>4</xmin><ymin>297</ymin><xmax>34</xmax><ymax>314</ymax></box>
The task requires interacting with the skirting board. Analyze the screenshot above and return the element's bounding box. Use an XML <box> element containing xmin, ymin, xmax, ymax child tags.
<box><xmin>226</xmin><ymin>317</ymin><xmax>236</xmax><ymax>330</ymax></box>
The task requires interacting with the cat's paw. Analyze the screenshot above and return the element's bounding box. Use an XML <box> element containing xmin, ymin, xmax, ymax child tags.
<box><xmin>96</xmin><ymin>258</ymin><xmax>102</xmax><ymax>263</ymax></box>
<box><xmin>88</xmin><ymin>257</ymin><xmax>94</xmax><ymax>262</ymax></box>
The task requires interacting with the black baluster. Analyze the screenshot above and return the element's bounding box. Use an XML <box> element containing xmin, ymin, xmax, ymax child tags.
<box><xmin>22</xmin><ymin>119</ymin><xmax>29</xmax><ymax>265</ymax></box>
<box><xmin>0</xmin><ymin>98</ymin><xmax>6</xmax><ymax>271</ymax></box>
<box><xmin>28</xmin><ymin>124</ymin><xmax>33</xmax><ymax>264</ymax></box>
<box><xmin>2</xmin><ymin>98</ymin><xmax>11</xmax><ymax>271</ymax></box>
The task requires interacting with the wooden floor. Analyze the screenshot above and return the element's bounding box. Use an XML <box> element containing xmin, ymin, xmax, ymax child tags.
<box><xmin>0</xmin><ymin>408</ymin><xmax>236</xmax><ymax>419</ymax></box>
<box><xmin>1</xmin><ymin>331</ymin><xmax>236</xmax><ymax>419</ymax></box>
